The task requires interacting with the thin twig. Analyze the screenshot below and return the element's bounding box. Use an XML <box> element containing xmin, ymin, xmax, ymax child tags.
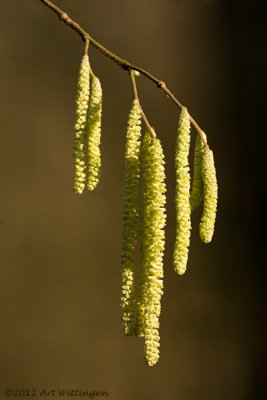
<box><xmin>129</xmin><ymin>70</ymin><xmax>156</xmax><ymax>139</ymax></box>
<box><xmin>84</xmin><ymin>38</ymin><xmax>89</xmax><ymax>55</ymax></box>
<box><xmin>39</xmin><ymin>0</ymin><xmax>207</xmax><ymax>145</ymax></box>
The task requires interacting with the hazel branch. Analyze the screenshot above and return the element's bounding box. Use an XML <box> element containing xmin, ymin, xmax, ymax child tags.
<box><xmin>39</xmin><ymin>0</ymin><xmax>207</xmax><ymax>145</ymax></box>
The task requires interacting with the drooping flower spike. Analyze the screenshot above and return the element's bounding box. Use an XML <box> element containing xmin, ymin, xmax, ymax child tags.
<box><xmin>190</xmin><ymin>131</ymin><xmax>207</xmax><ymax>211</ymax></box>
<box><xmin>173</xmin><ymin>107</ymin><xmax>192</xmax><ymax>275</ymax></box>
<box><xmin>136</xmin><ymin>132</ymin><xmax>166</xmax><ymax>367</ymax></box>
<box><xmin>73</xmin><ymin>54</ymin><xmax>90</xmax><ymax>194</ymax></box>
<box><xmin>121</xmin><ymin>99</ymin><xmax>142</xmax><ymax>336</ymax></box>
<box><xmin>87</xmin><ymin>74</ymin><xmax>103</xmax><ymax>192</ymax></box>
<box><xmin>200</xmin><ymin>147</ymin><xmax>218</xmax><ymax>243</ymax></box>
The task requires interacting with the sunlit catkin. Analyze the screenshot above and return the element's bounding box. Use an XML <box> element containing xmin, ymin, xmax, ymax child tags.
<box><xmin>136</xmin><ymin>132</ymin><xmax>166</xmax><ymax>367</ymax></box>
<box><xmin>121</xmin><ymin>99</ymin><xmax>142</xmax><ymax>336</ymax></box>
<box><xmin>173</xmin><ymin>107</ymin><xmax>191</xmax><ymax>275</ymax></box>
<box><xmin>190</xmin><ymin>131</ymin><xmax>207</xmax><ymax>211</ymax></box>
<box><xmin>87</xmin><ymin>75</ymin><xmax>102</xmax><ymax>192</ymax></box>
<box><xmin>200</xmin><ymin>148</ymin><xmax>218</xmax><ymax>243</ymax></box>
<box><xmin>73</xmin><ymin>54</ymin><xmax>90</xmax><ymax>194</ymax></box>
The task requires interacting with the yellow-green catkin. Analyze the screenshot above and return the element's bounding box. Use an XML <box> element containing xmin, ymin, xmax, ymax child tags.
<box><xmin>136</xmin><ymin>132</ymin><xmax>166</xmax><ymax>367</ymax></box>
<box><xmin>87</xmin><ymin>75</ymin><xmax>102</xmax><ymax>192</ymax></box>
<box><xmin>73</xmin><ymin>54</ymin><xmax>90</xmax><ymax>195</ymax></box>
<box><xmin>190</xmin><ymin>132</ymin><xmax>207</xmax><ymax>211</ymax></box>
<box><xmin>173</xmin><ymin>107</ymin><xmax>191</xmax><ymax>275</ymax></box>
<box><xmin>121</xmin><ymin>99</ymin><xmax>142</xmax><ymax>336</ymax></box>
<box><xmin>200</xmin><ymin>148</ymin><xmax>218</xmax><ymax>243</ymax></box>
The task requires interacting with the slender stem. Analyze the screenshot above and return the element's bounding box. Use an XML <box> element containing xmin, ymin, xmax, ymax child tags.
<box><xmin>84</xmin><ymin>38</ymin><xmax>89</xmax><ymax>55</ymax></box>
<box><xmin>129</xmin><ymin>70</ymin><xmax>156</xmax><ymax>139</ymax></box>
<box><xmin>39</xmin><ymin>0</ymin><xmax>207</xmax><ymax>145</ymax></box>
<box><xmin>159</xmin><ymin>82</ymin><xmax>208</xmax><ymax>147</ymax></box>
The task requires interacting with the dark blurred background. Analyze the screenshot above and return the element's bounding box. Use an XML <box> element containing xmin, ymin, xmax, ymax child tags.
<box><xmin>0</xmin><ymin>1</ymin><xmax>266</xmax><ymax>399</ymax></box>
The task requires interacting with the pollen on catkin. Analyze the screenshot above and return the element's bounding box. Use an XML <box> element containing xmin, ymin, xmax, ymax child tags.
<box><xmin>200</xmin><ymin>147</ymin><xmax>218</xmax><ymax>243</ymax></box>
<box><xmin>87</xmin><ymin>75</ymin><xmax>102</xmax><ymax>192</ymax></box>
<box><xmin>136</xmin><ymin>132</ymin><xmax>166</xmax><ymax>367</ymax></box>
<box><xmin>121</xmin><ymin>99</ymin><xmax>142</xmax><ymax>336</ymax></box>
<box><xmin>73</xmin><ymin>54</ymin><xmax>90</xmax><ymax>195</ymax></box>
<box><xmin>173</xmin><ymin>107</ymin><xmax>192</xmax><ymax>275</ymax></box>
<box><xmin>190</xmin><ymin>131</ymin><xmax>207</xmax><ymax>211</ymax></box>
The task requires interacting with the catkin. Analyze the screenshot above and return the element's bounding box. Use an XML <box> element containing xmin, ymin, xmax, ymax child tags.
<box><xmin>173</xmin><ymin>107</ymin><xmax>192</xmax><ymax>275</ymax></box>
<box><xmin>121</xmin><ymin>99</ymin><xmax>142</xmax><ymax>336</ymax></box>
<box><xmin>136</xmin><ymin>132</ymin><xmax>166</xmax><ymax>367</ymax></box>
<box><xmin>73</xmin><ymin>54</ymin><xmax>90</xmax><ymax>195</ymax></box>
<box><xmin>200</xmin><ymin>148</ymin><xmax>218</xmax><ymax>243</ymax></box>
<box><xmin>87</xmin><ymin>75</ymin><xmax>102</xmax><ymax>192</ymax></box>
<box><xmin>190</xmin><ymin>132</ymin><xmax>207</xmax><ymax>211</ymax></box>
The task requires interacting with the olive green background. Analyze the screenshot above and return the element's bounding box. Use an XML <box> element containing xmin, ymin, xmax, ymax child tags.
<box><xmin>0</xmin><ymin>1</ymin><xmax>265</xmax><ymax>399</ymax></box>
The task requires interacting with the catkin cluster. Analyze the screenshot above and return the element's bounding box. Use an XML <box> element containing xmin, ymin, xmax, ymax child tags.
<box><xmin>74</xmin><ymin>55</ymin><xmax>90</xmax><ymax>194</ymax></box>
<box><xmin>173</xmin><ymin>107</ymin><xmax>192</xmax><ymax>275</ymax></box>
<box><xmin>120</xmin><ymin>101</ymin><xmax>166</xmax><ymax>366</ymax></box>
<box><xmin>172</xmin><ymin>109</ymin><xmax>218</xmax><ymax>276</ymax></box>
<box><xmin>74</xmin><ymin>55</ymin><xmax>102</xmax><ymax>194</ymax></box>
<box><xmin>199</xmin><ymin>148</ymin><xmax>218</xmax><ymax>243</ymax></box>
<box><xmin>119</xmin><ymin>99</ymin><xmax>218</xmax><ymax>366</ymax></box>
<box><xmin>72</xmin><ymin>54</ymin><xmax>218</xmax><ymax>368</ymax></box>
<box><xmin>121</xmin><ymin>99</ymin><xmax>142</xmax><ymax>336</ymax></box>
<box><xmin>137</xmin><ymin>132</ymin><xmax>166</xmax><ymax>366</ymax></box>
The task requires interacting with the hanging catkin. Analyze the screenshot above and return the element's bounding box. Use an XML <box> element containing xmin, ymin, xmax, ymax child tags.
<box><xmin>173</xmin><ymin>107</ymin><xmax>192</xmax><ymax>275</ymax></box>
<box><xmin>121</xmin><ymin>99</ymin><xmax>142</xmax><ymax>336</ymax></box>
<box><xmin>190</xmin><ymin>131</ymin><xmax>207</xmax><ymax>211</ymax></box>
<box><xmin>87</xmin><ymin>75</ymin><xmax>102</xmax><ymax>192</ymax></box>
<box><xmin>73</xmin><ymin>54</ymin><xmax>90</xmax><ymax>195</ymax></box>
<box><xmin>136</xmin><ymin>132</ymin><xmax>166</xmax><ymax>367</ymax></box>
<box><xmin>200</xmin><ymin>147</ymin><xmax>218</xmax><ymax>243</ymax></box>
